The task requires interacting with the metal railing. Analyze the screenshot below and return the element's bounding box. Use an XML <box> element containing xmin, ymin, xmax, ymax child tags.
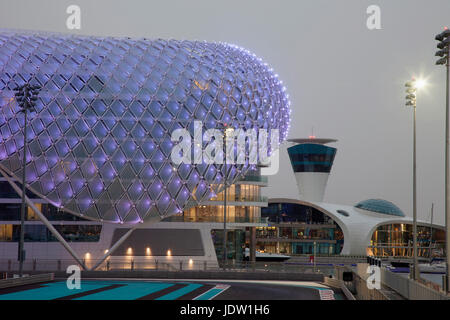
<box><xmin>206</xmin><ymin>196</ymin><xmax>269</xmax><ymax>203</ymax></box>
<box><xmin>163</xmin><ymin>215</ymin><xmax>269</xmax><ymax>224</ymax></box>
<box><xmin>238</xmin><ymin>175</ymin><xmax>268</xmax><ymax>184</ymax></box>
<box><xmin>0</xmin><ymin>258</ymin><xmax>326</xmax><ymax>274</ymax></box>
<box><xmin>368</xmin><ymin>242</ymin><xmax>445</xmax><ymax>258</ymax></box>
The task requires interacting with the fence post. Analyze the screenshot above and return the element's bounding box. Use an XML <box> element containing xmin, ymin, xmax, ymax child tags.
<box><xmin>204</xmin><ymin>261</ymin><xmax>207</xmax><ymax>271</ymax></box>
<box><xmin>32</xmin><ymin>259</ymin><xmax>36</xmax><ymax>271</ymax></box>
<box><xmin>155</xmin><ymin>260</ymin><xmax>158</xmax><ymax>270</ymax></box>
<box><xmin>407</xmin><ymin>276</ymin><xmax>411</xmax><ymax>299</ymax></box>
<box><xmin>131</xmin><ymin>260</ymin><xmax>134</xmax><ymax>271</ymax></box>
<box><xmin>106</xmin><ymin>260</ymin><xmax>110</xmax><ymax>271</ymax></box>
<box><xmin>179</xmin><ymin>261</ymin><xmax>183</xmax><ymax>271</ymax></box>
<box><xmin>57</xmin><ymin>260</ymin><xmax>61</xmax><ymax>272</ymax></box>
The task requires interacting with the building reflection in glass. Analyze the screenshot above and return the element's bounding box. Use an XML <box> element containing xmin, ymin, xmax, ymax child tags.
<box><xmin>258</xmin><ymin>202</ymin><xmax>344</xmax><ymax>255</ymax></box>
<box><xmin>369</xmin><ymin>223</ymin><xmax>445</xmax><ymax>257</ymax></box>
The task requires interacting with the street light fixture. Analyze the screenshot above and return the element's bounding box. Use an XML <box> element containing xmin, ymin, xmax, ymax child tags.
<box><xmin>13</xmin><ymin>83</ymin><xmax>41</xmax><ymax>277</ymax></box>
<box><xmin>405</xmin><ymin>78</ymin><xmax>422</xmax><ymax>281</ymax></box>
<box><xmin>435</xmin><ymin>27</ymin><xmax>450</xmax><ymax>292</ymax></box>
<box><xmin>221</xmin><ymin>123</ymin><xmax>234</xmax><ymax>270</ymax></box>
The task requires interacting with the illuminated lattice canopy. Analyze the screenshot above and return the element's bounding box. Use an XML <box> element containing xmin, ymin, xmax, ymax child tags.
<box><xmin>0</xmin><ymin>30</ymin><xmax>290</xmax><ymax>223</ymax></box>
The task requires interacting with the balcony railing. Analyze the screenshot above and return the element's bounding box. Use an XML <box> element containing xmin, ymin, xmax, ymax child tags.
<box><xmin>256</xmin><ymin>237</ymin><xmax>338</xmax><ymax>243</ymax></box>
<box><xmin>206</xmin><ymin>195</ymin><xmax>268</xmax><ymax>203</ymax></box>
<box><xmin>238</xmin><ymin>175</ymin><xmax>268</xmax><ymax>184</ymax></box>
<box><xmin>163</xmin><ymin>215</ymin><xmax>269</xmax><ymax>224</ymax></box>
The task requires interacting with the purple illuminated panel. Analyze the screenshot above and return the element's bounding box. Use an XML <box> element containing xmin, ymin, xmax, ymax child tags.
<box><xmin>0</xmin><ymin>30</ymin><xmax>291</xmax><ymax>223</ymax></box>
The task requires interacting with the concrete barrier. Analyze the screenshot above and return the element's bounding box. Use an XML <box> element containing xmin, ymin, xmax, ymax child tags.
<box><xmin>352</xmin><ymin>271</ymin><xmax>389</xmax><ymax>300</ymax></box>
<box><xmin>380</xmin><ymin>267</ymin><xmax>449</xmax><ymax>300</ymax></box>
<box><xmin>0</xmin><ymin>273</ymin><xmax>54</xmax><ymax>289</ymax></box>
<box><xmin>334</xmin><ymin>265</ymin><xmax>389</xmax><ymax>300</ymax></box>
<box><xmin>323</xmin><ymin>276</ymin><xmax>356</xmax><ymax>300</ymax></box>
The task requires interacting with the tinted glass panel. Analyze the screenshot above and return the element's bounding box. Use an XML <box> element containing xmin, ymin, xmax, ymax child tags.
<box><xmin>287</xmin><ymin>144</ymin><xmax>336</xmax><ymax>173</ymax></box>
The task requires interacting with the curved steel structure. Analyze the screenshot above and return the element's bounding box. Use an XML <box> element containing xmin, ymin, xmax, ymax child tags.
<box><xmin>0</xmin><ymin>30</ymin><xmax>290</xmax><ymax>224</ymax></box>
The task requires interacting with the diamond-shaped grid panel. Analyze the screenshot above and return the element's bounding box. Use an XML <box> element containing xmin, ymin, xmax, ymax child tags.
<box><xmin>0</xmin><ymin>30</ymin><xmax>290</xmax><ymax>224</ymax></box>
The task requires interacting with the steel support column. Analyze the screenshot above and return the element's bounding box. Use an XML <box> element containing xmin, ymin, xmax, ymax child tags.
<box><xmin>0</xmin><ymin>165</ymin><xmax>87</xmax><ymax>270</ymax></box>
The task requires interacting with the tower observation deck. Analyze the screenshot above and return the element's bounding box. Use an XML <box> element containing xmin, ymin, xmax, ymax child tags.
<box><xmin>287</xmin><ymin>137</ymin><xmax>337</xmax><ymax>202</ymax></box>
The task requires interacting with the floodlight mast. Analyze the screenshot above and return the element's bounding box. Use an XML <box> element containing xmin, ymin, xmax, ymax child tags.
<box><xmin>13</xmin><ymin>83</ymin><xmax>41</xmax><ymax>277</ymax></box>
<box><xmin>435</xmin><ymin>27</ymin><xmax>450</xmax><ymax>292</ymax></box>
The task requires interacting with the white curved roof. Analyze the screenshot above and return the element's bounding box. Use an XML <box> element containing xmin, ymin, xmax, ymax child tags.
<box><xmin>268</xmin><ymin>198</ymin><xmax>444</xmax><ymax>255</ymax></box>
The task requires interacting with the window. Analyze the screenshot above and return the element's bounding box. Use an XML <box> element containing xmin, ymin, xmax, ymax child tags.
<box><xmin>0</xmin><ymin>181</ymin><xmax>40</xmax><ymax>199</ymax></box>
<box><xmin>336</xmin><ymin>209</ymin><xmax>349</xmax><ymax>217</ymax></box>
<box><xmin>0</xmin><ymin>203</ymin><xmax>88</xmax><ymax>221</ymax></box>
<box><xmin>287</xmin><ymin>144</ymin><xmax>337</xmax><ymax>173</ymax></box>
<box><xmin>0</xmin><ymin>224</ymin><xmax>101</xmax><ymax>242</ymax></box>
<box><xmin>0</xmin><ymin>225</ymin><xmax>13</xmax><ymax>241</ymax></box>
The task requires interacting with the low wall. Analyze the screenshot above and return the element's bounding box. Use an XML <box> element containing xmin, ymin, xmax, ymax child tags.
<box><xmin>334</xmin><ymin>265</ymin><xmax>389</xmax><ymax>300</ymax></box>
<box><xmin>352</xmin><ymin>270</ymin><xmax>389</xmax><ymax>300</ymax></box>
<box><xmin>0</xmin><ymin>273</ymin><xmax>54</xmax><ymax>289</ymax></box>
<box><xmin>335</xmin><ymin>264</ymin><xmax>449</xmax><ymax>300</ymax></box>
<box><xmin>323</xmin><ymin>276</ymin><xmax>356</xmax><ymax>300</ymax></box>
<box><xmin>380</xmin><ymin>267</ymin><xmax>448</xmax><ymax>300</ymax></box>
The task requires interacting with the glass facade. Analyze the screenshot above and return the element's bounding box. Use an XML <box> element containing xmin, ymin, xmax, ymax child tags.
<box><xmin>0</xmin><ymin>224</ymin><xmax>101</xmax><ymax>242</ymax></box>
<box><xmin>163</xmin><ymin>170</ymin><xmax>267</xmax><ymax>262</ymax></box>
<box><xmin>258</xmin><ymin>202</ymin><xmax>344</xmax><ymax>255</ymax></box>
<box><xmin>181</xmin><ymin>205</ymin><xmax>262</xmax><ymax>223</ymax></box>
<box><xmin>0</xmin><ymin>180</ymin><xmax>40</xmax><ymax>199</ymax></box>
<box><xmin>0</xmin><ymin>30</ymin><xmax>290</xmax><ymax>224</ymax></box>
<box><xmin>369</xmin><ymin>223</ymin><xmax>445</xmax><ymax>257</ymax></box>
<box><xmin>0</xmin><ymin>202</ymin><xmax>89</xmax><ymax>221</ymax></box>
<box><xmin>209</xmin><ymin>184</ymin><xmax>265</xmax><ymax>202</ymax></box>
<box><xmin>164</xmin><ymin>177</ymin><xmax>265</xmax><ymax>223</ymax></box>
<box><xmin>355</xmin><ymin>199</ymin><xmax>405</xmax><ymax>217</ymax></box>
<box><xmin>0</xmin><ymin>224</ymin><xmax>12</xmax><ymax>241</ymax></box>
<box><xmin>211</xmin><ymin>229</ymin><xmax>246</xmax><ymax>263</ymax></box>
<box><xmin>287</xmin><ymin>144</ymin><xmax>336</xmax><ymax>173</ymax></box>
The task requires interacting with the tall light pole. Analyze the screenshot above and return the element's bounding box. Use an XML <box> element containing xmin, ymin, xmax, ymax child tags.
<box><xmin>13</xmin><ymin>83</ymin><xmax>40</xmax><ymax>277</ymax></box>
<box><xmin>435</xmin><ymin>27</ymin><xmax>450</xmax><ymax>292</ymax></box>
<box><xmin>405</xmin><ymin>78</ymin><xmax>423</xmax><ymax>281</ymax></box>
<box><xmin>222</xmin><ymin>124</ymin><xmax>234</xmax><ymax>270</ymax></box>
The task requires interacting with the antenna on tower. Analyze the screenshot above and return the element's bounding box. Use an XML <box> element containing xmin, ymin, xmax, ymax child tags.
<box><xmin>309</xmin><ymin>126</ymin><xmax>316</xmax><ymax>139</ymax></box>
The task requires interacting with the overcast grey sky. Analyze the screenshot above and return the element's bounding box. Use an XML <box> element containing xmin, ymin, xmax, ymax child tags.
<box><xmin>1</xmin><ymin>0</ymin><xmax>449</xmax><ymax>224</ymax></box>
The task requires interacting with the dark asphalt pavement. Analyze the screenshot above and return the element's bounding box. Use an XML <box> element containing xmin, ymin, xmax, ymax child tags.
<box><xmin>200</xmin><ymin>281</ymin><xmax>322</xmax><ymax>300</ymax></box>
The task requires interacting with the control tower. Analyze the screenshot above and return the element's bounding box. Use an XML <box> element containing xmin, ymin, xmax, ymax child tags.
<box><xmin>287</xmin><ymin>137</ymin><xmax>337</xmax><ymax>202</ymax></box>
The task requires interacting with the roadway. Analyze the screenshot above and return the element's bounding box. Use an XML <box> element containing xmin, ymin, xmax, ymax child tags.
<box><xmin>0</xmin><ymin>279</ymin><xmax>342</xmax><ymax>300</ymax></box>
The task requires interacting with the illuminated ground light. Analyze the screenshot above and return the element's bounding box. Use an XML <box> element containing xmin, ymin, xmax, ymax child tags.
<box><xmin>167</xmin><ymin>249</ymin><xmax>172</xmax><ymax>256</ymax></box>
<box><xmin>127</xmin><ymin>247</ymin><xmax>133</xmax><ymax>255</ymax></box>
<box><xmin>146</xmin><ymin>247</ymin><xmax>151</xmax><ymax>256</ymax></box>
